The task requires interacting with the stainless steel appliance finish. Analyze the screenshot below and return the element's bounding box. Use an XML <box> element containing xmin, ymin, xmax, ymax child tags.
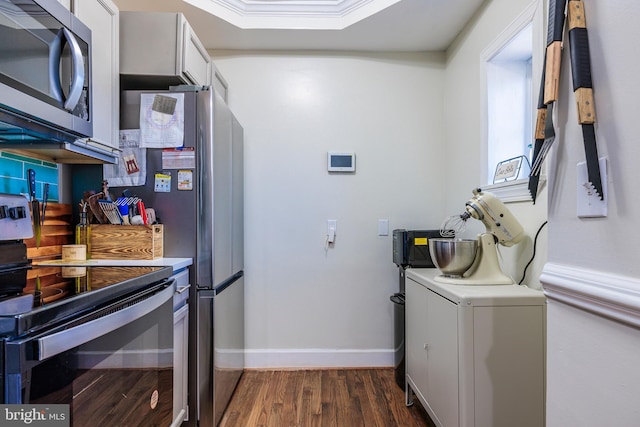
<box><xmin>0</xmin><ymin>193</ymin><xmax>177</xmax><ymax>423</ymax></box>
<box><xmin>0</xmin><ymin>0</ymin><xmax>116</xmax><ymax>163</ymax></box>
<box><xmin>429</xmin><ymin>238</ymin><xmax>478</xmax><ymax>277</ymax></box>
<box><xmin>115</xmin><ymin>86</ymin><xmax>244</xmax><ymax>426</ymax></box>
<box><xmin>0</xmin><ymin>265</ymin><xmax>175</xmax><ymax>425</ymax></box>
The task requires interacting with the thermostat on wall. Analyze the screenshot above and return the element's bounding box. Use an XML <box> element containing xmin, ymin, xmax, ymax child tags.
<box><xmin>327</xmin><ymin>152</ymin><xmax>356</xmax><ymax>172</ymax></box>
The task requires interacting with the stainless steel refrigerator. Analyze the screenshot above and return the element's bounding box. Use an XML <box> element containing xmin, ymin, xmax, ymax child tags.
<box><xmin>117</xmin><ymin>86</ymin><xmax>244</xmax><ymax>426</ymax></box>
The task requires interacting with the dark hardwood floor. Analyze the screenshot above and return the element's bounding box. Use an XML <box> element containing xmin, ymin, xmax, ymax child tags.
<box><xmin>219</xmin><ymin>368</ymin><xmax>435</xmax><ymax>427</ymax></box>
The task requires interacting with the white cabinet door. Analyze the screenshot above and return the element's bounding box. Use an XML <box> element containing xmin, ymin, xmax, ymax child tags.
<box><xmin>173</xmin><ymin>303</ymin><xmax>189</xmax><ymax>424</ymax></box>
<box><xmin>72</xmin><ymin>0</ymin><xmax>119</xmax><ymax>151</ymax></box>
<box><xmin>211</xmin><ymin>62</ymin><xmax>229</xmax><ymax>103</ymax></box>
<box><xmin>406</xmin><ymin>278</ymin><xmax>429</xmax><ymax>403</ymax></box>
<box><xmin>407</xmin><ymin>280</ymin><xmax>459</xmax><ymax>427</ymax></box>
<box><xmin>120</xmin><ymin>12</ymin><xmax>211</xmax><ymax>87</ymax></box>
<box><xmin>425</xmin><ymin>289</ymin><xmax>458</xmax><ymax>427</ymax></box>
<box><xmin>181</xmin><ymin>18</ymin><xmax>212</xmax><ymax>87</ymax></box>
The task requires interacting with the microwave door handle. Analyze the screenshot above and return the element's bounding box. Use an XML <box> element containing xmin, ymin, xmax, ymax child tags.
<box><xmin>33</xmin><ymin>283</ymin><xmax>173</xmax><ymax>361</ymax></box>
<box><xmin>48</xmin><ymin>29</ymin><xmax>65</xmax><ymax>105</ymax></box>
<box><xmin>61</xmin><ymin>27</ymin><xmax>85</xmax><ymax>112</ymax></box>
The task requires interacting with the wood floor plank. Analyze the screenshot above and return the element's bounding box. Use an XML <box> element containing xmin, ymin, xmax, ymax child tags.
<box><xmin>219</xmin><ymin>368</ymin><xmax>432</xmax><ymax>427</ymax></box>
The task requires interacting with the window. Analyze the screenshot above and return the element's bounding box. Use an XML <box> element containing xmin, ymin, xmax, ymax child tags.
<box><xmin>486</xmin><ymin>25</ymin><xmax>533</xmax><ymax>183</ymax></box>
<box><xmin>480</xmin><ymin>1</ymin><xmax>543</xmax><ymax>201</ymax></box>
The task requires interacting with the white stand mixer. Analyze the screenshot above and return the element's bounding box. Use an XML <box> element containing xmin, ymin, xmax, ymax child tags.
<box><xmin>435</xmin><ymin>189</ymin><xmax>525</xmax><ymax>285</ymax></box>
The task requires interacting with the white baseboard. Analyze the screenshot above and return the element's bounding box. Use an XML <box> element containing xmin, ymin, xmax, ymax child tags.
<box><xmin>244</xmin><ymin>348</ymin><xmax>395</xmax><ymax>369</ymax></box>
<box><xmin>541</xmin><ymin>262</ymin><xmax>640</xmax><ymax>327</ymax></box>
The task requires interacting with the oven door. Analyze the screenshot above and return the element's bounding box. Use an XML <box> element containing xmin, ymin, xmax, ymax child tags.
<box><xmin>4</xmin><ymin>280</ymin><xmax>174</xmax><ymax>426</ymax></box>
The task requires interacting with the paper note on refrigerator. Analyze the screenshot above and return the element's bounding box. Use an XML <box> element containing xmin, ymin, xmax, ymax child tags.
<box><xmin>139</xmin><ymin>93</ymin><xmax>185</xmax><ymax>148</ymax></box>
<box><xmin>103</xmin><ymin>129</ymin><xmax>147</xmax><ymax>186</ymax></box>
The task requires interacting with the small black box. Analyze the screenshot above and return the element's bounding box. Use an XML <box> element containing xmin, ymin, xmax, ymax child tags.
<box><xmin>392</xmin><ymin>229</ymin><xmax>450</xmax><ymax>268</ymax></box>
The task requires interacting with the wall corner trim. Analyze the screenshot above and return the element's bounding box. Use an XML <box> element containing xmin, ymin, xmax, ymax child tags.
<box><xmin>541</xmin><ymin>262</ymin><xmax>640</xmax><ymax>327</ymax></box>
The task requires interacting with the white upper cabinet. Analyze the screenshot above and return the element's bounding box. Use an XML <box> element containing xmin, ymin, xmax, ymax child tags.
<box><xmin>72</xmin><ymin>0</ymin><xmax>120</xmax><ymax>151</ymax></box>
<box><xmin>211</xmin><ymin>62</ymin><xmax>229</xmax><ymax>103</ymax></box>
<box><xmin>120</xmin><ymin>11</ymin><xmax>212</xmax><ymax>89</ymax></box>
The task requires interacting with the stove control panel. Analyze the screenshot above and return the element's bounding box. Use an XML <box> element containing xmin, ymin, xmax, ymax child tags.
<box><xmin>0</xmin><ymin>194</ymin><xmax>33</xmax><ymax>240</ymax></box>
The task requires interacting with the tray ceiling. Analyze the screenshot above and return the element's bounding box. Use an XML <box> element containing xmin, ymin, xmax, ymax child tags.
<box><xmin>113</xmin><ymin>0</ymin><xmax>486</xmax><ymax>51</ymax></box>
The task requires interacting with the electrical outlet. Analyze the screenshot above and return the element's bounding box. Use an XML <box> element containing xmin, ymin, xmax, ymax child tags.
<box><xmin>577</xmin><ymin>157</ymin><xmax>607</xmax><ymax>218</ymax></box>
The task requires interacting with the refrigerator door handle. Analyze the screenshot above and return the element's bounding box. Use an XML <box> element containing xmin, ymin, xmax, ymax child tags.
<box><xmin>197</xmin><ymin>271</ymin><xmax>243</xmax><ymax>298</ymax></box>
<box><xmin>214</xmin><ymin>271</ymin><xmax>244</xmax><ymax>295</ymax></box>
<box><xmin>197</xmin><ymin>289</ymin><xmax>216</xmax><ymax>299</ymax></box>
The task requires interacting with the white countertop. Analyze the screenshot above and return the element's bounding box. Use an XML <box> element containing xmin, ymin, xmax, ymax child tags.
<box><xmin>406</xmin><ymin>268</ymin><xmax>546</xmax><ymax>306</ymax></box>
<box><xmin>36</xmin><ymin>257</ymin><xmax>193</xmax><ymax>272</ymax></box>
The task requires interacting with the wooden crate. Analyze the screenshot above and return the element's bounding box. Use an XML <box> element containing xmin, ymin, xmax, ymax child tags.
<box><xmin>89</xmin><ymin>224</ymin><xmax>164</xmax><ymax>260</ymax></box>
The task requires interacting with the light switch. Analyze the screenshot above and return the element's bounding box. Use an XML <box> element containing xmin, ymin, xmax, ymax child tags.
<box><xmin>378</xmin><ymin>219</ymin><xmax>389</xmax><ymax>236</ymax></box>
<box><xmin>327</xmin><ymin>219</ymin><xmax>337</xmax><ymax>243</ymax></box>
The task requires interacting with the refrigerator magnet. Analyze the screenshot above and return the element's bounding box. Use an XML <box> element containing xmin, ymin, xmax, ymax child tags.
<box><xmin>177</xmin><ymin>170</ymin><xmax>193</xmax><ymax>191</ymax></box>
<box><xmin>154</xmin><ymin>172</ymin><xmax>171</xmax><ymax>192</ymax></box>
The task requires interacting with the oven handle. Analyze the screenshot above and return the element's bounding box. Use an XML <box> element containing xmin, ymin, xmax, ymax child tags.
<box><xmin>35</xmin><ymin>282</ymin><xmax>174</xmax><ymax>361</ymax></box>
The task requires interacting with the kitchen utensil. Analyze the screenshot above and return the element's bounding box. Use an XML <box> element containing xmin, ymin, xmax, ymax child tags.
<box><xmin>114</xmin><ymin>196</ymin><xmax>141</xmax><ymax>207</ymax></box>
<box><xmin>144</xmin><ymin>207</ymin><xmax>156</xmax><ymax>224</ymax></box>
<box><xmin>137</xmin><ymin>200</ymin><xmax>148</xmax><ymax>225</ymax></box>
<box><xmin>568</xmin><ymin>0</ymin><xmax>603</xmax><ymax>199</ymax></box>
<box><xmin>87</xmin><ymin>192</ymin><xmax>108</xmax><ymax>224</ymax></box>
<box><xmin>440</xmin><ymin>214</ymin><xmax>467</xmax><ymax>237</ymax></box>
<box><xmin>115</xmin><ymin>196</ymin><xmax>140</xmax><ymax>224</ymax></box>
<box><xmin>41</xmin><ymin>183</ymin><xmax>49</xmax><ymax>229</ymax></box>
<box><xmin>130</xmin><ymin>215</ymin><xmax>144</xmax><ymax>225</ymax></box>
<box><xmin>28</xmin><ymin>169</ymin><xmax>41</xmax><ymax>247</ymax></box>
<box><xmin>98</xmin><ymin>200</ymin><xmax>123</xmax><ymax>225</ymax></box>
<box><xmin>528</xmin><ymin>60</ymin><xmax>547</xmax><ymax>203</ymax></box>
<box><xmin>529</xmin><ymin>0</ymin><xmax>567</xmax><ymax>202</ymax></box>
<box><xmin>429</xmin><ymin>238</ymin><xmax>478</xmax><ymax>277</ymax></box>
<box><xmin>530</xmin><ymin>102</ymin><xmax>556</xmax><ymax>177</ymax></box>
<box><xmin>543</xmin><ymin>0</ymin><xmax>567</xmax><ymax>105</ymax></box>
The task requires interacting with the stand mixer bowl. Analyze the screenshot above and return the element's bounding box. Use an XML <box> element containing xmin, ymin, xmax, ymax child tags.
<box><xmin>429</xmin><ymin>238</ymin><xmax>478</xmax><ymax>277</ymax></box>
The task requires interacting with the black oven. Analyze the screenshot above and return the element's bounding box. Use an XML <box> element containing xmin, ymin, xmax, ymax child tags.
<box><xmin>0</xmin><ymin>0</ymin><xmax>92</xmax><ymax>141</ymax></box>
<box><xmin>0</xmin><ymin>266</ymin><xmax>175</xmax><ymax>427</ymax></box>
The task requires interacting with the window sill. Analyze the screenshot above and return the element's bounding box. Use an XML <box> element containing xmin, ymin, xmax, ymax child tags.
<box><xmin>481</xmin><ymin>176</ymin><xmax>545</xmax><ymax>203</ymax></box>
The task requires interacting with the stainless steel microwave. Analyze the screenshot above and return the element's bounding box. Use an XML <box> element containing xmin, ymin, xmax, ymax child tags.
<box><xmin>0</xmin><ymin>0</ymin><xmax>92</xmax><ymax>145</ymax></box>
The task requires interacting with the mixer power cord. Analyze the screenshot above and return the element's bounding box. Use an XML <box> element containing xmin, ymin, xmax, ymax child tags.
<box><xmin>518</xmin><ymin>221</ymin><xmax>547</xmax><ymax>286</ymax></box>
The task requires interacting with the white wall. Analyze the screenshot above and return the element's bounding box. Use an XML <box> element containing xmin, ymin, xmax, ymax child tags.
<box><xmin>445</xmin><ymin>0</ymin><xmax>640</xmax><ymax>425</ymax></box>
<box><xmin>443</xmin><ymin>0</ymin><xmax>548</xmax><ymax>288</ymax></box>
<box><xmin>542</xmin><ymin>0</ymin><xmax>640</xmax><ymax>425</ymax></box>
<box><xmin>211</xmin><ymin>1</ymin><xmax>640</xmax><ymax>421</ymax></box>
<box><xmin>211</xmin><ymin>51</ymin><xmax>447</xmax><ymax>367</ymax></box>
